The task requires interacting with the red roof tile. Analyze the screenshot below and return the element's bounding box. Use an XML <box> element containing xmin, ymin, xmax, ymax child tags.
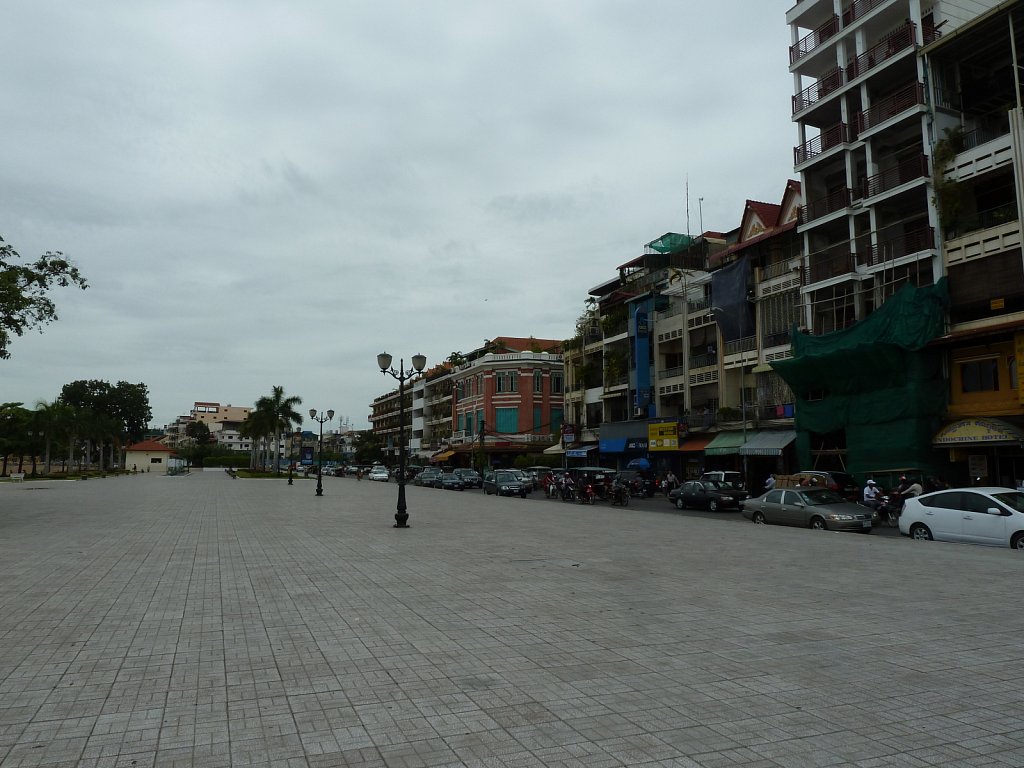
<box><xmin>126</xmin><ymin>439</ymin><xmax>174</xmax><ymax>453</ymax></box>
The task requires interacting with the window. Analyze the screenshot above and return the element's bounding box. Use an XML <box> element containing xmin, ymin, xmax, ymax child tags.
<box><xmin>533</xmin><ymin>407</ymin><xmax>542</xmax><ymax>431</ymax></box>
<box><xmin>534</xmin><ymin>370</ymin><xmax>543</xmax><ymax>393</ymax></box>
<box><xmin>150</xmin><ymin>457</ymin><xmax>163</xmax><ymax>464</ymax></box>
<box><xmin>551</xmin><ymin>408</ymin><xmax>563</xmax><ymax>433</ymax></box>
<box><xmin>496</xmin><ymin>371</ymin><xmax>518</xmax><ymax>393</ymax></box>
<box><xmin>764</xmin><ymin>490</ymin><xmax>783</xmax><ymax>504</ymax></box>
<box><xmin>551</xmin><ymin>372</ymin><xmax>563</xmax><ymax>394</ymax></box>
<box><xmin>495</xmin><ymin>407</ymin><xmax>519</xmax><ymax>433</ymax></box>
<box><xmin>961</xmin><ymin>358</ymin><xmax>999</xmax><ymax>392</ymax></box>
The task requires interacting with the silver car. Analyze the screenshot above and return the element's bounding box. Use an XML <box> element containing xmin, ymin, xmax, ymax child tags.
<box><xmin>742</xmin><ymin>487</ymin><xmax>872</xmax><ymax>532</ymax></box>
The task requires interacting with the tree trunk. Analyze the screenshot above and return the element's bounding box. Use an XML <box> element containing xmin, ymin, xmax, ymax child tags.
<box><xmin>44</xmin><ymin>438</ymin><xmax>51</xmax><ymax>475</ymax></box>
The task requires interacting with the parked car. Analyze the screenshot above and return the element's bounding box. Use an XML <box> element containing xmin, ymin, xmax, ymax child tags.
<box><xmin>454</xmin><ymin>468</ymin><xmax>483</xmax><ymax>488</ymax></box>
<box><xmin>439</xmin><ymin>472</ymin><xmax>465</xmax><ymax>491</ymax></box>
<box><xmin>699</xmin><ymin>471</ymin><xmax>745</xmax><ymax>490</ymax></box>
<box><xmin>741</xmin><ymin>487</ymin><xmax>872</xmax><ymax>532</ymax></box>
<box><xmin>787</xmin><ymin>470</ymin><xmax>860</xmax><ymax>501</ymax></box>
<box><xmin>669</xmin><ymin>480</ymin><xmax>748</xmax><ymax>511</ymax></box>
<box><xmin>900</xmin><ymin>487</ymin><xmax>1024</xmax><ymax>549</ymax></box>
<box><xmin>483</xmin><ymin>470</ymin><xmax>526</xmax><ymax>497</ymax></box>
<box><xmin>368</xmin><ymin>466</ymin><xmax>390</xmax><ymax>482</ymax></box>
<box><xmin>508</xmin><ymin>469</ymin><xmax>535</xmax><ymax>493</ymax></box>
<box><xmin>415</xmin><ymin>468</ymin><xmax>442</xmax><ymax>486</ymax></box>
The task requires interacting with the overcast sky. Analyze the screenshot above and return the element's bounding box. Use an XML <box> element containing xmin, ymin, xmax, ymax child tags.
<box><xmin>2</xmin><ymin>2</ymin><xmax>796</xmax><ymax>431</ymax></box>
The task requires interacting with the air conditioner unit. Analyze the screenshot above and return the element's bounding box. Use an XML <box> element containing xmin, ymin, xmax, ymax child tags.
<box><xmin>633</xmin><ymin>407</ymin><xmax>645</xmax><ymax>418</ymax></box>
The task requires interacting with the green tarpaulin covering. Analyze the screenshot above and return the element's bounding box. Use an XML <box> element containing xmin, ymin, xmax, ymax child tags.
<box><xmin>771</xmin><ymin>280</ymin><xmax>949</xmax><ymax>476</ymax></box>
<box><xmin>646</xmin><ymin>233</ymin><xmax>695</xmax><ymax>254</ymax></box>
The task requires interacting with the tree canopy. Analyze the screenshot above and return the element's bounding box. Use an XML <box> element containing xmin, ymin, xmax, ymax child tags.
<box><xmin>0</xmin><ymin>236</ymin><xmax>87</xmax><ymax>360</ymax></box>
<box><xmin>60</xmin><ymin>379</ymin><xmax>152</xmax><ymax>442</ymax></box>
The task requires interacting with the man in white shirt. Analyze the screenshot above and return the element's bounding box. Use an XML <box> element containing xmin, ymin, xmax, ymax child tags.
<box><xmin>862</xmin><ymin>479</ymin><xmax>881</xmax><ymax>509</ymax></box>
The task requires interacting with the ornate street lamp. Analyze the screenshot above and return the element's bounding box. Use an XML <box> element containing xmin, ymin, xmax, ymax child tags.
<box><xmin>309</xmin><ymin>409</ymin><xmax>334</xmax><ymax>496</ymax></box>
<box><xmin>287</xmin><ymin>429</ymin><xmax>302</xmax><ymax>486</ymax></box>
<box><xmin>377</xmin><ymin>351</ymin><xmax>427</xmax><ymax>528</ymax></box>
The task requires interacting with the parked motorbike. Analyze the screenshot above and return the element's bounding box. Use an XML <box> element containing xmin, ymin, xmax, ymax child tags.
<box><xmin>875</xmin><ymin>493</ymin><xmax>902</xmax><ymax>527</ymax></box>
<box><xmin>578</xmin><ymin>481</ymin><xmax>596</xmax><ymax>505</ymax></box>
<box><xmin>559</xmin><ymin>478</ymin><xmax>576</xmax><ymax>502</ymax></box>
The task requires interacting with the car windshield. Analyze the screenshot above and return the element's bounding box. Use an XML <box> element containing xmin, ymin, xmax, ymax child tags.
<box><xmin>992</xmin><ymin>491</ymin><xmax>1024</xmax><ymax>512</ymax></box>
<box><xmin>799</xmin><ymin>488</ymin><xmax>846</xmax><ymax>505</ymax></box>
<box><xmin>712</xmin><ymin>480</ymin><xmax>741</xmax><ymax>490</ymax></box>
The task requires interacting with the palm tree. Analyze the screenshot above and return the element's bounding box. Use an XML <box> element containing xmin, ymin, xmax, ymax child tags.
<box><xmin>254</xmin><ymin>386</ymin><xmax>303</xmax><ymax>474</ymax></box>
<box><xmin>34</xmin><ymin>400</ymin><xmax>71</xmax><ymax>475</ymax></box>
<box><xmin>240</xmin><ymin>409</ymin><xmax>274</xmax><ymax>471</ymax></box>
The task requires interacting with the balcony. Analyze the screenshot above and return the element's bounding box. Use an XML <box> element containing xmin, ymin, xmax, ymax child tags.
<box><xmin>841</xmin><ymin>0</ymin><xmax>887</xmax><ymax>26</ymax></box>
<box><xmin>762</xmin><ymin>330</ymin><xmax>792</xmax><ymax>349</ymax></box>
<box><xmin>789</xmin><ymin>15</ymin><xmax>839</xmax><ymax>65</ymax></box>
<box><xmin>862</xmin><ymin>154</ymin><xmax>928</xmax><ymax>199</ymax></box>
<box><xmin>687</xmin><ymin>352</ymin><xmax>717</xmax><ymax>370</ymax></box>
<box><xmin>856</xmin><ymin>82</ymin><xmax>925</xmax><ymax>134</ymax></box>
<box><xmin>658</xmin><ymin>365</ymin><xmax>686</xmax><ymax>380</ymax></box>
<box><xmin>792</xmin><ymin>68</ymin><xmax>844</xmax><ymax>115</ymax></box>
<box><xmin>806</xmin><ymin>247</ymin><xmax>856</xmax><ymax>283</ymax></box>
<box><xmin>794</xmin><ymin>122</ymin><xmax>850</xmax><ymax>166</ymax></box>
<box><xmin>845</xmin><ymin>22</ymin><xmax>915</xmax><ymax>81</ymax></box>
<box><xmin>860</xmin><ymin>227</ymin><xmax>935</xmax><ymax>267</ymax></box>
<box><xmin>723</xmin><ymin>336</ymin><xmax>757</xmax><ymax>356</ymax></box>
<box><xmin>687</xmin><ymin>296</ymin><xmax>710</xmax><ymax>314</ymax></box>
<box><xmin>801</xmin><ymin>186</ymin><xmax>852</xmax><ymax>223</ymax></box>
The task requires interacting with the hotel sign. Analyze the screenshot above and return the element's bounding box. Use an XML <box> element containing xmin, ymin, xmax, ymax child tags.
<box><xmin>648</xmin><ymin>422</ymin><xmax>679</xmax><ymax>451</ymax></box>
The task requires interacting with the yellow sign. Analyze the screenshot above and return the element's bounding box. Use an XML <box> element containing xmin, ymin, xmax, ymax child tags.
<box><xmin>933</xmin><ymin>417</ymin><xmax>1024</xmax><ymax>446</ymax></box>
<box><xmin>991</xmin><ymin>297</ymin><xmax>1005</xmax><ymax>310</ymax></box>
<box><xmin>648</xmin><ymin>422</ymin><xmax>680</xmax><ymax>451</ymax></box>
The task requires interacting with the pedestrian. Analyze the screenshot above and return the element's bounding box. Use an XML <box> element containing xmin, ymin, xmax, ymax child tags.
<box><xmin>764</xmin><ymin>473</ymin><xmax>776</xmax><ymax>491</ymax></box>
<box><xmin>665</xmin><ymin>470</ymin><xmax>679</xmax><ymax>492</ymax></box>
<box><xmin>862</xmin><ymin>479</ymin><xmax>881</xmax><ymax>509</ymax></box>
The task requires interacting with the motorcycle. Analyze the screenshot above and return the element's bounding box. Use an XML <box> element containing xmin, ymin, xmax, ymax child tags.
<box><xmin>577</xmin><ymin>481</ymin><xmax>596</xmax><ymax>505</ymax></box>
<box><xmin>875</xmin><ymin>493</ymin><xmax>902</xmax><ymax>527</ymax></box>
<box><xmin>610</xmin><ymin>481</ymin><xmax>630</xmax><ymax>507</ymax></box>
<box><xmin>559</xmin><ymin>478</ymin><xmax>577</xmax><ymax>502</ymax></box>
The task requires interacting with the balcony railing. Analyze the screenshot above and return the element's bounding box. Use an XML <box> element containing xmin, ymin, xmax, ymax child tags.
<box><xmin>790</xmin><ymin>15</ymin><xmax>840</xmax><ymax>65</ymax></box>
<box><xmin>754</xmin><ymin>403</ymin><xmax>796</xmax><ymax>420</ymax></box>
<box><xmin>687</xmin><ymin>353</ymin><xmax>717</xmax><ymax>369</ymax></box>
<box><xmin>762</xmin><ymin>330</ymin><xmax>792</xmax><ymax>349</ymax></box>
<box><xmin>761</xmin><ymin>259</ymin><xmax>800</xmax><ymax>280</ymax></box>
<box><xmin>861</xmin><ymin>227</ymin><xmax>935</xmax><ymax>267</ymax></box>
<box><xmin>856</xmin><ymin>82</ymin><xmax>925</xmax><ymax>133</ymax></box>
<box><xmin>949</xmin><ymin>202</ymin><xmax>1019</xmax><ymax>238</ymax></box>
<box><xmin>794</xmin><ymin>122</ymin><xmax>850</xmax><ymax>166</ymax></box>
<box><xmin>862</xmin><ymin>154</ymin><xmax>928</xmax><ymax>198</ymax></box>
<box><xmin>806</xmin><ymin>249</ymin><xmax>856</xmax><ymax>283</ymax></box>
<box><xmin>801</xmin><ymin>186</ymin><xmax>852</xmax><ymax>223</ymax></box>
<box><xmin>687</xmin><ymin>297</ymin><xmax>710</xmax><ymax>313</ymax></box>
<box><xmin>841</xmin><ymin>0</ymin><xmax>887</xmax><ymax>26</ymax></box>
<box><xmin>845</xmin><ymin>22</ymin><xmax>914</xmax><ymax>81</ymax></box>
<box><xmin>658</xmin><ymin>365</ymin><xmax>686</xmax><ymax>380</ymax></box>
<box><xmin>792</xmin><ymin>68</ymin><xmax>844</xmax><ymax>115</ymax></box>
<box><xmin>724</xmin><ymin>336</ymin><xmax>757</xmax><ymax>355</ymax></box>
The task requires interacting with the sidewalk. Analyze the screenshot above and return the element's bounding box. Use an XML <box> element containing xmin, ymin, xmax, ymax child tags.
<box><xmin>1</xmin><ymin>472</ymin><xmax>1022</xmax><ymax>767</ymax></box>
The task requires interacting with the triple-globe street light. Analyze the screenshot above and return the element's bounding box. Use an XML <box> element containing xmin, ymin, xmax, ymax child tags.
<box><xmin>308</xmin><ymin>408</ymin><xmax>334</xmax><ymax>497</ymax></box>
<box><xmin>376</xmin><ymin>351</ymin><xmax>426</xmax><ymax>528</ymax></box>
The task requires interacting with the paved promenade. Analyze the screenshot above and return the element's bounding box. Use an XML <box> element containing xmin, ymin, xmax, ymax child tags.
<box><xmin>1</xmin><ymin>471</ymin><xmax>1022</xmax><ymax>767</ymax></box>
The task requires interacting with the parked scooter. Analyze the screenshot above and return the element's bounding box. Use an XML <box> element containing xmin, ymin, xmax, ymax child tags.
<box><xmin>577</xmin><ymin>480</ymin><xmax>596</xmax><ymax>504</ymax></box>
<box><xmin>609</xmin><ymin>479</ymin><xmax>630</xmax><ymax>507</ymax></box>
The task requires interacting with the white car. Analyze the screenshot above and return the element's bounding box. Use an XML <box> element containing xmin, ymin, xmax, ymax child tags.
<box><xmin>900</xmin><ymin>487</ymin><xmax>1024</xmax><ymax>549</ymax></box>
<box><xmin>368</xmin><ymin>467</ymin><xmax>390</xmax><ymax>482</ymax></box>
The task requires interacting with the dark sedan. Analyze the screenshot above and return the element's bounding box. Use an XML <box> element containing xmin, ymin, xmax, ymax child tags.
<box><xmin>454</xmin><ymin>468</ymin><xmax>483</xmax><ymax>488</ymax></box>
<box><xmin>439</xmin><ymin>472</ymin><xmax>465</xmax><ymax>491</ymax></box>
<box><xmin>669</xmin><ymin>480</ymin><xmax>749</xmax><ymax>512</ymax></box>
<box><xmin>741</xmin><ymin>487</ymin><xmax>872</xmax><ymax>532</ymax></box>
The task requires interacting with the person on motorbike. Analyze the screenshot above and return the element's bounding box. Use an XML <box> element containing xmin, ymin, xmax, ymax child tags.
<box><xmin>862</xmin><ymin>479</ymin><xmax>881</xmax><ymax>509</ymax></box>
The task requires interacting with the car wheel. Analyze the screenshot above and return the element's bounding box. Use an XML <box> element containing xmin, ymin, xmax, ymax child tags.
<box><xmin>675</xmin><ymin>497</ymin><xmax>684</xmax><ymax>510</ymax></box>
<box><xmin>708</xmin><ymin>499</ymin><xmax>719</xmax><ymax>512</ymax></box>
<box><xmin>910</xmin><ymin>523</ymin><xmax>933</xmax><ymax>541</ymax></box>
<box><xmin>752</xmin><ymin>511</ymin><xmax>766</xmax><ymax>524</ymax></box>
<box><xmin>810</xmin><ymin>517</ymin><xmax>827</xmax><ymax>531</ymax></box>
<box><xmin>485</xmin><ymin>488</ymin><xmax>492</xmax><ymax>495</ymax></box>
<box><xmin>1011</xmin><ymin>532</ymin><xmax>1024</xmax><ymax>550</ymax></box>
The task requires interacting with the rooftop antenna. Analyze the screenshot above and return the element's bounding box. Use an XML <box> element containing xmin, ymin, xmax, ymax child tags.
<box><xmin>699</xmin><ymin>197</ymin><xmax>704</xmax><ymax>235</ymax></box>
<box><xmin>685</xmin><ymin>175</ymin><xmax>690</xmax><ymax>236</ymax></box>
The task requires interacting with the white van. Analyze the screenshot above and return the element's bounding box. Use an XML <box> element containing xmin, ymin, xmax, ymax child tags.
<box><xmin>700</xmin><ymin>470</ymin><xmax>745</xmax><ymax>489</ymax></box>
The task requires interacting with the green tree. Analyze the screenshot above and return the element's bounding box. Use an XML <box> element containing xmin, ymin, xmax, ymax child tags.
<box><xmin>0</xmin><ymin>237</ymin><xmax>87</xmax><ymax>360</ymax></box>
<box><xmin>240</xmin><ymin>409</ymin><xmax>274</xmax><ymax>470</ymax></box>
<box><xmin>0</xmin><ymin>402</ymin><xmax>29</xmax><ymax>475</ymax></box>
<box><xmin>352</xmin><ymin>430</ymin><xmax>384</xmax><ymax>465</ymax></box>
<box><xmin>254</xmin><ymin>386</ymin><xmax>303</xmax><ymax>474</ymax></box>
<box><xmin>185</xmin><ymin>421</ymin><xmax>212</xmax><ymax>445</ymax></box>
<box><xmin>33</xmin><ymin>399</ymin><xmax>72</xmax><ymax>475</ymax></box>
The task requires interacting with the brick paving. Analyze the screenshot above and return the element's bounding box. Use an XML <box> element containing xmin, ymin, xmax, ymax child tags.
<box><xmin>1</xmin><ymin>471</ymin><xmax>1022</xmax><ymax>767</ymax></box>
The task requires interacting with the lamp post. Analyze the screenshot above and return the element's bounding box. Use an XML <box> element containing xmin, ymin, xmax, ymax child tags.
<box><xmin>309</xmin><ymin>409</ymin><xmax>334</xmax><ymax>496</ymax></box>
<box><xmin>377</xmin><ymin>351</ymin><xmax>427</xmax><ymax>528</ymax></box>
<box><xmin>287</xmin><ymin>429</ymin><xmax>302</xmax><ymax>485</ymax></box>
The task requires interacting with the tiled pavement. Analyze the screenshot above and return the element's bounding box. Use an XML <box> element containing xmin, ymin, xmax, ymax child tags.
<box><xmin>1</xmin><ymin>471</ymin><xmax>1022</xmax><ymax>767</ymax></box>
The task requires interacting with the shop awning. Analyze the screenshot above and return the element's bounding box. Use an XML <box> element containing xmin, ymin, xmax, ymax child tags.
<box><xmin>933</xmin><ymin>417</ymin><xmax>1024</xmax><ymax>447</ymax></box>
<box><xmin>566</xmin><ymin>445</ymin><xmax>597</xmax><ymax>458</ymax></box>
<box><xmin>739</xmin><ymin>430</ymin><xmax>796</xmax><ymax>456</ymax></box>
<box><xmin>679</xmin><ymin>435</ymin><xmax>714</xmax><ymax>452</ymax></box>
<box><xmin>430</xmin><ymin>449</ymin><xmax>455</xmax><ymax>463</ymax></box>
<box><xmin>542</xmin><ymin>440</ymin><xmax>565</xmax><ymax>455</ymax></box>
<box><xmin>704</xmin><ymin>431</ymin><xmax>749</xmax><ymax>456</ymax></box>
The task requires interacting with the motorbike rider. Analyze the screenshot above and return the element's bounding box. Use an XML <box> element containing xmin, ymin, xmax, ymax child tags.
<box><xmin>862</xmin><ymin>479</ymin><xmax>881</xmax><ymax>509</ymax></box>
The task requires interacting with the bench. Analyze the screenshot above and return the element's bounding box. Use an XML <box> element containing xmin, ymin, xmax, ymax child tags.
<box><xmin>9</xmin><ymin>473</ymin><xmax>25</xmax><ymax>482</ymax></box>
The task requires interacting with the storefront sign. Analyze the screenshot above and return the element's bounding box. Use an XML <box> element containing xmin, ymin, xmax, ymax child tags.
<box><xmin>648</xmin><ymin>422</ymin><xmax>679</xmax><ymax>451</ymax></box>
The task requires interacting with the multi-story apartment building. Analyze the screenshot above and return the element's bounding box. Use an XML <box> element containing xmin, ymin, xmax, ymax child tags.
<box><xmin>782</xmin><ymin>0</ymin><xmax>1024</xmax><ymax>483</ymax></box>
<box><xmin>370</xmin><ymin>337</ymin><xmax>564</xmax><ymax>468</ymax></box>
<box><xmin>163</xmin><ymin>401</ymin><xmax>256</xmax><ymax>451</ymax></box>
